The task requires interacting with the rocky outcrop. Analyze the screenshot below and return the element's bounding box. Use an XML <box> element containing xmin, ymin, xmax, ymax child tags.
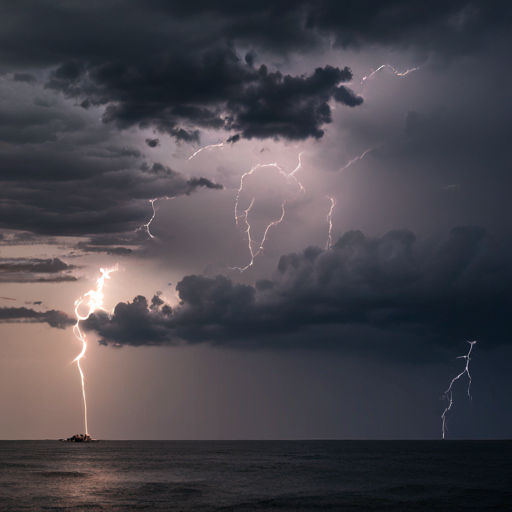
<box><xmin>60</xmin><ymin>434</ymin><xmax>98</xmax><ymax>442</ymax></box>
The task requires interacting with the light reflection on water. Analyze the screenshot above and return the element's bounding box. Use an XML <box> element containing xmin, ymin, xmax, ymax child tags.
<box><xmin>1</xmin><ymin>440</ymin><xmax>511</xmax><ymax>511</ymax></box>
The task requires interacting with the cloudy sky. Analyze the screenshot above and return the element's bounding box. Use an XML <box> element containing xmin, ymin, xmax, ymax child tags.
<box><xmin>1</xmin><ymin>0</ymin><xmax>511</xmax><ymax>440</ymax></box>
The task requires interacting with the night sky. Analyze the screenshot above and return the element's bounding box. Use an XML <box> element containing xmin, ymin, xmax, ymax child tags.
<box><xmin>1</xmin><ymin>1</ymin><xmax>511</xmax><ymax>440</ymax></box>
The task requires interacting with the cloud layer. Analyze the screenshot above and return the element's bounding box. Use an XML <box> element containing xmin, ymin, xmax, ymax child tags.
<box><xmin>0</xmin><ymin>158</ymin><xmax>223</xmax><ymax>235</ymax></box>
<box><xmin>0</xmin><ymin>257</ymin><xmax>77</xmax><ymax>282</ymax></box>
<box><xmin>0</xmin><ymin>306</ymin><xmax>73</xmax><ymax>329</ymax></box>
<box><xmin>46</xmin><ymin>56</ymin><xmax>361</xmax><ymax>143</ymax></box>
<box><xmin>83</xmin><ymin>226</ymin><xmax>512</xmax><ymax>361</ymax></box>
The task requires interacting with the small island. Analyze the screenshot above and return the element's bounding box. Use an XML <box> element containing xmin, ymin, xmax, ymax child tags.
<box><xmin>59</xmin><ymin>434</ymin><xmax>99</xmax><ymax>442</ymax></box>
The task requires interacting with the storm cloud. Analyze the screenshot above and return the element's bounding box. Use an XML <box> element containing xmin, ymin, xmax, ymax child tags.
<box><xmin>9</xmin><ymin>1</ymin><xmax>496</xmax><ymax>147</ymax></box>
<box><xmin>0</xmin><ymin>306</ymin><xmax>74</xmax><ymax>329</ymax></box>
<box><xmin>0</xmin><ymin>257</ymin><xmax>77</xmax><ymax>283</ymax></box>
<box><xmin>0</xmin><ymin>161</ymin><xmax>223</xmax><ymax>236</ymax></box>
<box><xmin>46</xmin><ymin>55</ymin><xmax>361</xmax><ymax>143</ymax></box>
<box><xmin>1</xmin><ymin>0</ymin><xmax>509</xmax><ymax>239</ymax></box>
<box><xmin>83</xmin><ymin>226</ymin><xmax>512</xmax><ymax>361</ymax></box>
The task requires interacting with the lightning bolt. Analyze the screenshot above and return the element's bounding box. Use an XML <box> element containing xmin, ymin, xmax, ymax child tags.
<box><xmin>361</xmin><ymin>64</ymin><xmax>421</xmax><ymax>84</ymax></box>
<box><xmin>187</xmin><ymin>134</ymin><xmax>240</xmax><ymax>162</ymax></box>
<box><xmin>187</xmin><ymin>142</ymin><xmax>225</xmax><ymax>162</ymax></box>
<box><xmin>72</xmin><ymin>266</ymin><xmax>118</xmax><ymax>436</ymax></box>
<box><xmin>139</xmin><ymin>136</ymin><xmax>236</xmax><ymax>238</ymax></box>
<box><xmin>142</xmin><ymin>198</ymin><xmax>157</xmax><ymax>238</ymax></box>
<box><xmin>441</xmin><ymin>340</ymin><xmax>477</xmax><ymax>440</ymax></box>
<box><xmin>337</xmin><ymin>147</ymin><xmax>375</xmax><ymax>173</ymax></box>
<box><xmin>326</xmin><ymin>196</ymin><xmax>336</xmax><ymax>250</ymax></box>
<box><xmin>230</xmin><ymin>154</ymin><xmax>305</xmax><ymax>272</ymax></box>
<box><xmin>137</xmin><ymin>196</ymin><xmax>179</xmax><ymax>239</ymax></box>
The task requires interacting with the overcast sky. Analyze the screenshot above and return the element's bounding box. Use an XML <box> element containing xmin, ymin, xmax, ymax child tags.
<box><xmin>1</xmin><ymin>0</ymin><xmax>511</xmax><ymax>440</ymax></box>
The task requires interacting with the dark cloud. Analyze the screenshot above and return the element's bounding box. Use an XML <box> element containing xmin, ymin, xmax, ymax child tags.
<box><xmin>83</xmin><ymin>226</ymin><xmax>512</xmax><ymax>361</ymax></box>
<box><xmin>0</xmin><ymin>257</ymin><xmax>74</xmax><ymax>273</ymax></box>
<box><xmin>226</xmin><ymin>133</ymin><xmax>241</xmax><ymax>144</ymax></box>
<box><xmin>75</xmin><ymin>244</ymin><xmax>133</xmax><ymax>256</ymax></box>
<box><xmin>145</xmin><ymin>138</ymin><xmax>160</xmax><ymax>148</ymax></box>
<box><xmin>0</xmin><ymin>258</ymin><xmax>77</xmax><ymax>283</ymax></box>
<box><xmin>0</xmin><ymin>307</ymin><xmax>73</xmax><ymax>329</ymax></box>
<box><xmin>12</xmin><ymin>72</ymin><xmax>36</xmax><ymax>83</ymax></box>
<box><xmin>0</xmin><ymin>256</ymin><xmax>78</xmax><ymax>282</ymax></box>
<box><xmin>0</xmin><ymin>1</ymin><xmax>507</xmax><ymax>145</ymax></box>
<box><xmin>0</xmin><ymin>0</ymin><xmax>507</xmax><ymax>240</ymax></box>
<box><xmin>0</xmin><ymin>160</ymin><xmax>223</xmax><ymax>235</ymax></box>
<box><xmin>1</xmin><ymin>1</ymin><xmax>505</xmax><ymax>70</ymax></box>
<box><xmin>44</xmin><ymin>49</ymin><xmax>360</xmax><ymax>142</ymax></box>
<box><xmin>333</xmin><ymin>86</ymin><xmax>364</xmax><ymax>107</ymax></box>
<box><xmin>0</xmin><ymin>99</ymin><xmax>86</xmax><ymax>146</ymax></box>
<box><xmin>226</xmin><ymin>65</ymin><xmax>360</xmax><ymax>140</ymax></box>
<box><xmin>186</xmin><ymin>178</ymin><xmax>224</xmax><ymax>190</ymax></box>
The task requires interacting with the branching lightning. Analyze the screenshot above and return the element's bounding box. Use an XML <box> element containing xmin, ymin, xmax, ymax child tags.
<box><xmin>230</xmin><ymin>154</ymin><xmax>305</xmax><ymax>272</ymax></box>
<box><xmin>138</xmin><ymin>136</ymin><xmax>235</xmax><ymax>238</ymax></box>
<box><xmin>137</xmin><ymin>196</ymin><xmax>178</xmax><ymax>239</ymax></box>
<box><xmin>72</xmin><ymin>266</ymin><xmax>118</xmax><ymax>435</ymax></box>
<box><xmin>142</xmin><ymin>198</ymin><xmax>157</xmax><ymax>238</ymax></box>
<box><xmin>441</xmin><ymin>340</ymin><xmax>477</xmax><ymax>440</ymax></box>
<box><xmin>361</xmin><ymin>64</ymin><xmax>421</xmax><ymax>84</ymax></box>
<box><xmin>326</xmin><ymin>196</ymin><xmax>336</xmax><ymax>250</ymax></box>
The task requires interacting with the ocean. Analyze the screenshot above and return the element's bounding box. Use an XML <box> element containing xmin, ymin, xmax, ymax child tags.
<box><xmin>1</xmin><ymin>440</ymin><xmax>511</xmax><ymax>511</ymax></box>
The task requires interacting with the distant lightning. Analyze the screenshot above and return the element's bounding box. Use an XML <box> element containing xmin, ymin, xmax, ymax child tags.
<box><xmin>187</xmin><ymin>134</ymin><xmax>240</xmax><ymax>162</ymax></box>
<box><xmin>72</xmin><ymin>266</ymin><xmax>118</xmax><ymax>436</ymax></box>
<box><xmin>137</xmin><ymin>196</ymin><xmax>178</xmax><ymax>239</ymax></box>
<box><xmin>187</xmin><ymin>142</ymin><xmax>225</xmax><ymax>162</ymax></box>
<box><xmin>230</xmin><ymin>154</ymin><xmax>305</xmax><ymax>272</ymax></box>
<box><xmin>361</xmin><ymin>64</ymin><xmax>421</xmax><ymax>84</ymax></box>
<box><xmin>326</xmin><ymin>196</ymin><xmax>336</xmax><ymax>250</ymax></box>
<box><xmin>137</xmin><ymin>136</ymin><xmax>236</xmax><ymax>238</ymax></box>
<box><xmin>142</xmin><ymin>199</ymin><xmax>157</xmax><ymax>238</ymax></box>
<box><xmin>441</xmin><ymin>340</ymin><xmax>477</xmax><ymax>440</ymax></box>
<box><xmin>337</xmin><ymin>147</ymin><xmax>375</xmax><ymax>173</ymax></box>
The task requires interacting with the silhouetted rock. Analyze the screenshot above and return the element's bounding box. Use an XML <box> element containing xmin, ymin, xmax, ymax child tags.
<box><xmin>59</xmin><ymin>434</ymin><xmax>98</xmax><ymax>442</ymax></box>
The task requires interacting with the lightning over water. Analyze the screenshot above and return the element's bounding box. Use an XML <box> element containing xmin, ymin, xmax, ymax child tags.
<box><xmin>441</xmin><ymin>340</ymin><xmax>477</xmax><ymax>440</ymax></box>
<box><xmin>72</xmin><ymin>266</ymin><xmax>118</xmax><ymax>435</ymax></box>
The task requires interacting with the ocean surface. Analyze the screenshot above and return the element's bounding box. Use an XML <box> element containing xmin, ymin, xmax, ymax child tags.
<box><xmin>1</xmin><ymin>440</ymin><xmax>511</xmax><ymax>511</ymax></box>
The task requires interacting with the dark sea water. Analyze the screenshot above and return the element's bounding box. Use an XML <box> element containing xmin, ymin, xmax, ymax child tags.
<box><xmin>1</xmin><ymin>440</ymin><xmax>511</xmax><ymax>511</ymax></box>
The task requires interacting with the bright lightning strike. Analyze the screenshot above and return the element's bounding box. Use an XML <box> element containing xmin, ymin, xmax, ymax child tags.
<box><xmin>441</xmin><ymin>340</ymin><xmax>477</xmax><ymax>440</ymax></box>
<box><xmin>361</xmin><ymin>64</ymin><xmax>421</xmax><ymax>84</ymax></box>
<box><xmin>72</xmin><ymin>266</ymin><xmax>118</xmax><ymax>436</ymax></box>
<box><xmin>230</xmin><ymin>154</ymin><xmax>305</xmax><ymax>272</ymax></box>
<box><xmin>326</xmin><ymin>196</ymin><xmax>336</xmax><ymax>250</ymax></box>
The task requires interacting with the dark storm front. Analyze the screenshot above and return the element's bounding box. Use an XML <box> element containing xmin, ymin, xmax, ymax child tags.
<box><xmin>1</xmin><ymin>441</ymin><xmax>511</xmax><ymax>511</ymax></box>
